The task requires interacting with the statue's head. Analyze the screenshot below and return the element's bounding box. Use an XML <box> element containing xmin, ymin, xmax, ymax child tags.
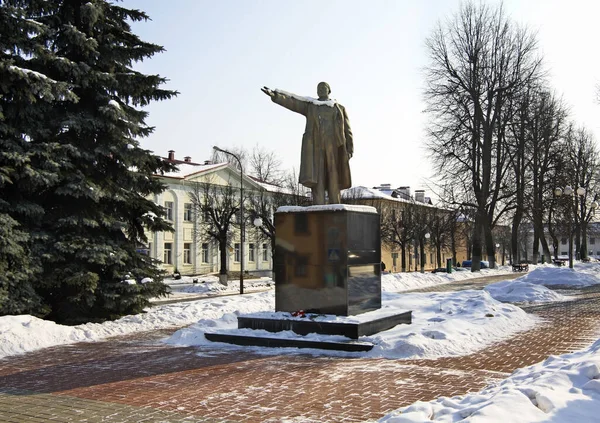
<box><xmin>317</xmin><ymin>82</ymin><xmax>331</xmax><ymax>100</ymax></box>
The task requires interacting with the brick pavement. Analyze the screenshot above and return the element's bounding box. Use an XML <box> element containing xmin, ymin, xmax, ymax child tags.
<box><xmin>1</xmin><ymin>276</ymin><xmax>600</xmax><ymax>422</ymax></box>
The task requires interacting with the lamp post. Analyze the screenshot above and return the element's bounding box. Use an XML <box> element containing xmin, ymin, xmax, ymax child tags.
<box><xmin>554</xmin><ymin>186</ymin><xmax>586</xmax><ymax>269</ymax></box>
<box><xmin>495</xmin><ymin>243</ymin><xmax>500</xmax><ymax>267</ymax></box>
<box><xmin>213</xmin><ymin>146</ymin><xmax>244</xmax><ymax>294</ymax></box>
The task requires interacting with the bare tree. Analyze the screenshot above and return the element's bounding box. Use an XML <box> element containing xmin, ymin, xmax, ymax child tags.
<box><xmin>211</xmin><ymin>146</ymin><xmax>248</xmax><ymax>171</ymax></box>
<box><xmin>189</xmin><ymin>178</ymin><xmax>241</xmax><ymax>277</ymax></box>
<box><xmin>249</xmin><ymin>144</ymin><xmax>284</xmax><ymax>186</ymax></box>
<box><xmin>425</xmin><ymin>1</ymin><xmax>543</xmax><ymax>271</ymax></box>
<box><xmin>563</xmin><ymin>125</ymin><xmax>600</xmax><ymax>260</ymax></box>
<box><xmin>379</xmin><ymin>201</ymin><xmax>418</xmax><ymax>272</ymax></box>
<box><xmin>428</xmin><ymin>209</ymin><xmax>455</xmax><ymax>268</ymax></box>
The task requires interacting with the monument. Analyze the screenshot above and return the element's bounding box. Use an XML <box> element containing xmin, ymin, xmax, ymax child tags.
<box><xmin>204</xmin><ymin>84</ymin><xmax>411</xmax><ymax>351</ymax></box>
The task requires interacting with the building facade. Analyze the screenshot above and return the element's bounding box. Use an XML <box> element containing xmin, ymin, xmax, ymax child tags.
<box><xmin>148</xmin><ymin>157</ymin><xmax>275</xmax><ymax>276</ymax></box>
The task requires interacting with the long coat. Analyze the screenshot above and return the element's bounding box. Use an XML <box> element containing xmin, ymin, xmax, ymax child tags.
<box><xmin>271</xmin><ymin>91</ymin><xmax>353</xmax><ymax>190</ymax></box>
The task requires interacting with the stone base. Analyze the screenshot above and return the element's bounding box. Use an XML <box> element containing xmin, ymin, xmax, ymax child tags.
<box><xmin>205</xmin><ymin>309</ymin><xmax>412</xmax><ymax>352</ymax></box>
<box><xmin>204</xmin><ymin>333</ymin><xmax>374</xmax><ymax>352</ymax></box>
<box><xmin>237</xmin><ymin>311</ymin><xmax>412</xmax><ymax>340</ymax></box>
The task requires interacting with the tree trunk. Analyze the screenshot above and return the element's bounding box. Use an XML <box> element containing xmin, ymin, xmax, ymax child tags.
<box><xmin>483</xmin><ymin>218</ymin><xmax>496</xmax><ymax>268</ymax></box>
<box><xmin>471</xmin><ymin>212</ymin><xmax>484</xmax><ymax>272</ymax></box>
<box><xmin>219</xmin><ymin>236</ymin><xmax>228</xmax><ymax>275</ymax></box>
<box><xmin>581</xmin><ymin>222</ymin><xmax>588</xmax><ymax>260</ymax></box>
<box><xmin>419</xmin><ymin>239</ymin><xmax>425</xmax><ymax>273</ymax></box>
<box><xmin>511</xmin><ymin>211</ymin><xmax>523</xmax><ymax>264</ymax></box>
<box><xmin>401</xmin><ymin>244</ymin><xmax>407</xmax><ymax>272</ymax></box>
<box><xmin>532</xmin><ymin>227</ymin><xmax>539</xmax><ymax>265</ymax></box>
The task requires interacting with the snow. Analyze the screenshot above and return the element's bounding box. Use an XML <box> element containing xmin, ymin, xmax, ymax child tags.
<box><xmin>8</xmin><ymin>65</ymin><xmax>56</xmax><ymax>82</ymax></box>
<box><xmin>519</xmin><ymin>265</ymin><xmax>600</xmax><ymax>287</ymax></box>
<box><xmin>274</xmin><ymin>89</ymin><xmax>338</xmax><ymax>107</ymax></box>
<box><xmin>164</xmin><ymin>287</ymin><xmax>537</xmax><ymax>360</ymax></box>
<box><xmin>484</xmin><ymin>280</ymin><xmax>567</xmax><ymax>303</ymax></box>
<box><xmin>160</xmin><ymin>161</ymin><xmax>227</xmax><ymax>178</ymax></box>
<box><xmin>379</xmin><ymin>338</ymin><xmax>600</xmax><ymax>422</ymax></box>
<box><xmin>382</xmin><ymin>267</ymin><xmax>510</xmax><ymax>292</ymax></box>
<box><xmin>108</xmin><ymin>99</ymin><xmax>121</xmax><ymax>109</ymax></box>
<box><xmin>277</xmin><ymin>204</ymin><xmax>378</xmax><ymax>213</ymax></box>
<box><xmin>2</xmin><ymin>261</ymin><xmax>600</xmax><ymax>423</ymax></box>
<box><xmin>0</xmin><ymin>291</ymin><xmax>273</xmax><ymax>359</ymax></box>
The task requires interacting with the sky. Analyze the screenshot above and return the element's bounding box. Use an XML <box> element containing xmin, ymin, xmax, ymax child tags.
<box><xmin>123</xmin><ymin>0</ymin><xmax>600</xmax><ymax>197</ymax></box>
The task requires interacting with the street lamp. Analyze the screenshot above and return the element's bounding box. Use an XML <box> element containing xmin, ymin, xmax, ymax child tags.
<box><xmin>554</xmin><ymin>186</ymin><xmax>586</xmax><ymax>269</ymax></box>
<box><xmin>213</xmin><ymin>146</ymin><xmax>244</xmax><ymax>294</ymax></box>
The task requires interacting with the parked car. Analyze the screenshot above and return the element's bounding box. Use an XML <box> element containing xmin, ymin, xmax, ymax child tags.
<box><xmin>432</xmin><ymin>267</ymin><xmax>447</xmax><ymax>273</ymax></box>
<box><xmin>461</xmin><ymin>260</ymin><xmax>490</xmax><ymax>269</ymax></box>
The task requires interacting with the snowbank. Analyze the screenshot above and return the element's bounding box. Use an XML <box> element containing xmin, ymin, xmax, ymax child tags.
<box><xmin>381</xmin><ymin>268</ymin><xmax>512</xmax><ymax>292</ymax></box>
<box><xmin>0</xmin><ymin>292</ymin><xmax>273</xmax><ymax>359</ymax></box>
<box><xmin>520</xmin><ymin>266</ymin><xmax>600</xmax><ymax>287</ymax></box>
<box><xmin>379</xmin><ymin>338</ymin><xmax>600</xmax><ymax>422</ymax></box>
<box><xmin>484</xmin><ymin>280</ymin><xmax>566</xmax><ymax>303</ymax></box>
<box><xmin>165</xmin><ymin>289</ymin><xmax>538</xmax><ymax>359</ymax></box>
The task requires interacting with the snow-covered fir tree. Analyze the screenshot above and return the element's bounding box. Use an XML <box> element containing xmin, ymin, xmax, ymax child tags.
<box><xmin>0</xmin><ymin>0</ymin><xmax>178</xmax><ymax>323</ymax></box>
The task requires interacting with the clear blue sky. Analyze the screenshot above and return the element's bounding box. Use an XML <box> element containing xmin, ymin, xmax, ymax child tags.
<box><xmin>124</xmin><ymin>0</ymin><xmax>600</xmax><ymax>195</ymax></box>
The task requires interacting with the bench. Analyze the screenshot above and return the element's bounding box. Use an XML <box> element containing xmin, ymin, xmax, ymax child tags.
<box><xmin>512</xmin><ymin>263</ymin><xmax>529</xmax><ymax>272</ymax></box>
<box><xmin>552</xmin><ymin>259</ymin><xmax>566</xmax><ymax>267</ymax></box>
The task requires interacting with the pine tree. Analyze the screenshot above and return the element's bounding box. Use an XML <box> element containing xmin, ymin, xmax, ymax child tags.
<box><xmin>0</xmin><ymin>0</ymin><xmax>77</xmax><ymax>315</ymax></box>
<box><xmin>0</xmin><ymin>0</ymin><xmax>178</xmax><ymax>323</ymax></box>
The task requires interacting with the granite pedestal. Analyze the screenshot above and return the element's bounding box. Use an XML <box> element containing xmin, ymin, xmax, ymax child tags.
<box><xmin>274</xmin><ymin>205</ymin><xmax>381</xmax><ymax>316</ymax></box>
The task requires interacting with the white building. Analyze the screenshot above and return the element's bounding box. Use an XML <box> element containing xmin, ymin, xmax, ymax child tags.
<box><xmin>147</xmin><ymin>153</ymin><xmax>278</xmax><ymax>276</ymax></box>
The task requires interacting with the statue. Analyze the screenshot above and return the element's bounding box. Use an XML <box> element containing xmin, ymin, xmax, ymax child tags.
<box><xmin>261</xmin><ymin>82</ymin><xmax>353</xmax><ymax>205</ymax></box>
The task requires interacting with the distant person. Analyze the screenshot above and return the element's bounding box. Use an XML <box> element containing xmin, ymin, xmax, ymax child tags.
<box><xmin>381</xmin><ymin>261</ymin><xmax>386</xmax><ymax>272</ymax></box>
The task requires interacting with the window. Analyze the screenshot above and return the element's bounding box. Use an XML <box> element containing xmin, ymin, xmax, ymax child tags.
<box><xmin>561</xmin><ymin>238</ymin><xmax>567</xmax><ymax>245</ymax></box>
<box><xmin>262</xmin><ymin>243</ymin><xmax>268</xmax><ymax>261</ymax></box>
<box><xmin>295</xmin><ymin>255</ymin><xmax>309</xmax><ymax>277</ymax></box>
<box><xmin>249</xmin><ymin>243</ymin><xmax>255</xmax><ymax>262</ymax></box>
<box><xmin>591</xmin><ymin>238</ymin><xmax>596</xmax><ymax>245</ymax></box>
<box><xmin>234</xmin><ymin>243</ymin><xmax>241</xmax><ymax>262</ymax></box>
<box><xmin>183</xmin><ymin>243</ymin><xmax>192</xmax><ymax>264</ymax></box>
<box><xmin>294</xmin><ymin>213</ymin><xmax>309</xmax><ymax>234</ymax></box>
<box><xmin>183</xmin><ymin>203</ymin><xmax>192</xmax><ymax>222</ymax></box>
<box><xmin>163</xmin><ymin>242</ymin><xmax>172</xmax><ymax>264</ymax></box>
<box><xmin>164</xmin><ymin>201</ymin><xmax>174</xmax><ymax>221</ymax></box>
<box><xmin>148</xmin><ymin>242</ymin><xmax>152</xmax><ymax>257</ymax></box>
<box><xmin>561</xmin><ymin>251</ymin><xmax>568</xmax><ymax>256</ymax></box>
<box><xmin>430</xmin><ymin>253</ymin><xmax>433</xmax><ymax>265</ymax></box>
<box><xmin>202</xmin><ymin>208</ymin><xmax>210</xmax><ymax>222</ymax></box>
<box><xmin>202</xmin><ymin>243</ymin><xmax>209</xmax><ymax>263</ymax></box>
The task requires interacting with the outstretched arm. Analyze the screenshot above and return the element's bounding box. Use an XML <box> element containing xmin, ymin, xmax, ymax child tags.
<box><xmin>261</xmin><ymin>86</ymin><xmax>308</xmax><ymax>116</ymax></box>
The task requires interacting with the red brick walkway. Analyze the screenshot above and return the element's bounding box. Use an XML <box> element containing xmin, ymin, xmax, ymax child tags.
<box><xmin>1</xmin><ymin>279</ymin><xmax>600</xmax><ymax>422</ymax></box>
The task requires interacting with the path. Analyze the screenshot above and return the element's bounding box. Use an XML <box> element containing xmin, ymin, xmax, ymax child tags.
<box><xmin>1</xmin><ymin>274</ymin><xmax>599</xmax><ymax>422</ymax></box>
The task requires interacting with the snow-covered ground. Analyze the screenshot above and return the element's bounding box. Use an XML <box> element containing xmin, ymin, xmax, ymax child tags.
<box><xmin>379</xmin><ymin>338</ymin><xmax>600</xmax><ymax>422</ymax></box>
<box><xmin>154</xmin><ymin>275</ymin><xmax>273</xmax><ymax>303</ymax></box>
<box><xmin>1</xmin><ymin>264</ymin><xmax>599</xmax><ymax>363</ymax></box>
<box><xmin>3</xmin><ymin>264</ymin><xmax>600</xmax><ymax>420</ymax></box>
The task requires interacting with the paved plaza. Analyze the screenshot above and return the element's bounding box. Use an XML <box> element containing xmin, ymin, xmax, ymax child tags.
<box><xmin>2</xmin><ymin>275</ymin><xmax>600</xmax><ymax>423</ymax></box>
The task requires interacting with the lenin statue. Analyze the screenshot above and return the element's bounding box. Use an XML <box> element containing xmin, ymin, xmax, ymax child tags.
<box><xmin>261</xmin><ymin>82</ymin><xmax>353</xmax><ymax>205</ymax></box>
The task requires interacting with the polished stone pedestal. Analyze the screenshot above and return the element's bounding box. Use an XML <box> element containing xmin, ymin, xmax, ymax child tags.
<box><xmin>274</xmin><ymin>205</ymin><xmax>381</xmax><ymax>316</ymax></box>
<box><xmin>205</xmin><ymin>205</ymin><xmax>412</xmax><ymax>352</ymax></box>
